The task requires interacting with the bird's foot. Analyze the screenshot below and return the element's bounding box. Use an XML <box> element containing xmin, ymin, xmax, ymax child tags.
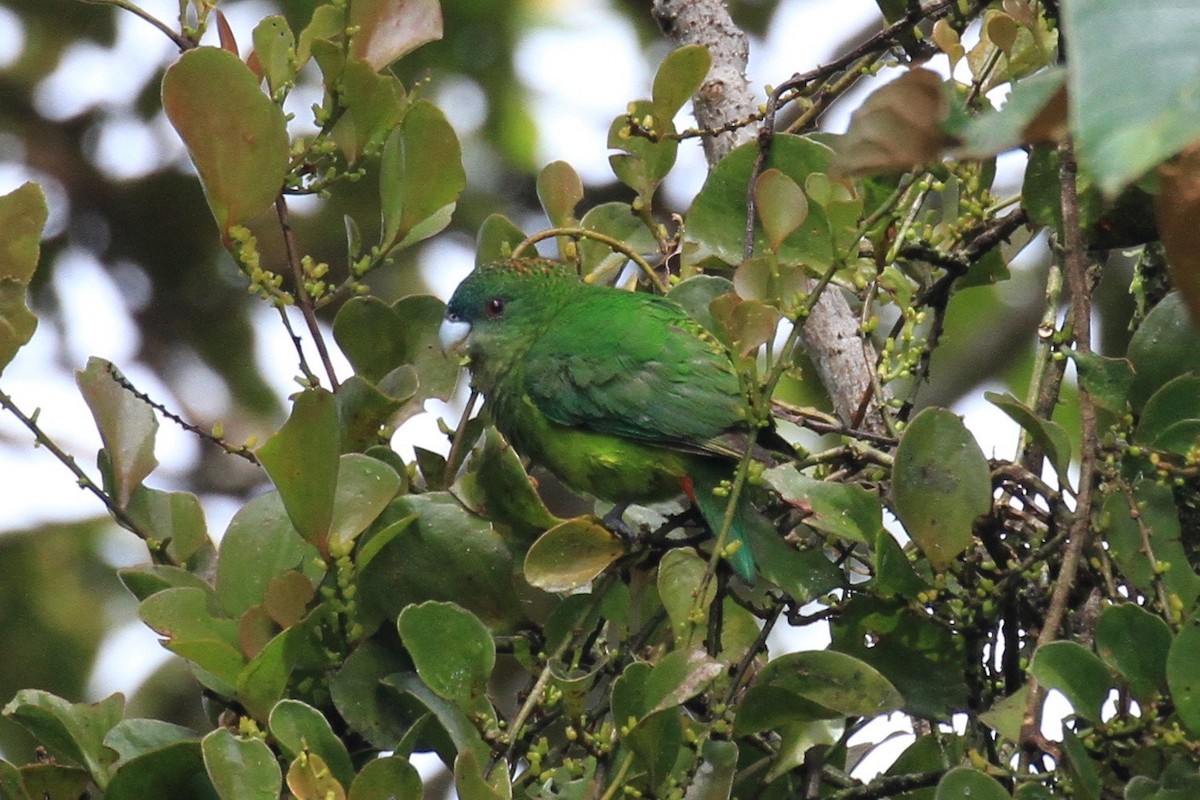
<box><xmin>600</xmin><ymin>503</ymin><xmax>636</xmax><ymax>542</ymax></box>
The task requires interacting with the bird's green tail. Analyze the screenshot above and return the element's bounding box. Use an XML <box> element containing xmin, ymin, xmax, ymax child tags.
<box><xmin>687</xmin><ymin>460</ymin><xmax>761</xmax><ymax>583</ymax></box>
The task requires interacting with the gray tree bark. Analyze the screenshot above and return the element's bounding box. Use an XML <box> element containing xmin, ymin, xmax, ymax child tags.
<box><xmin>651</xmin><ymin>0</ymin><xmax>886</xmax><ymax>433</ymax></box>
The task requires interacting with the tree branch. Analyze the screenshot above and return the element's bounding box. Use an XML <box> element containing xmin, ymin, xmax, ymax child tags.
<box><xmin>0</xmin><ymin>387</ymin><xmax>178</xmax><ymax>566</ymax></box>
<box><xmin>651</xmin><ymin>0</ymin><xmax>886</xmax><ymax>433</ymax></box>
<box><xmin>1020</xmin><ymin>139</ymin><xmax>1100</xmax><ymax>757</ymax></box>
<box><xmin>275</xmin><ymin>195</ymin><xmax>340</xmax><ymax>391</ymax></box>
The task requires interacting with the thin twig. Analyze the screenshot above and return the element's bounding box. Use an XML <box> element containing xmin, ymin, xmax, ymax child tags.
<box><xmin>275</xmin><ymin>195</ymin><xmax>340</xmax><ymax>391</ymax></box>
<box><xmin>441</xmin><ymin>389</ymin><xmax>479</xmax><ymax>488</ymax></box>
<box><xmin>1019</xmin><ymin>140</ymin><xmax>1100</xmax><ymax>756</ymax></box>
<box><xmin>82</xmin><ymin>0</ymin><xmax>195</xmax><ymax>51</ymax></box>
<box><xmin>511</xmin><ymin>228</ymin><xmax>669</xmax><ymax>295</ymax></box>
<box><xmin>827</xmin><ymin>769</ymin><xmax>945</xmax><ymax>800</ymax></box>
<box><xmin>104</xmin><ymin>362</ymin><xmax>259</xmax><ymax>465</ymax></box>
<box><xmin>0</xmin><ymin>387</ymin><xmax>178</xmax><ymax>566</ymax></box>
<box><xmin>725</xmin><ymin>601</ymin><xmax>783</xmax><ymax>704</ymax></box>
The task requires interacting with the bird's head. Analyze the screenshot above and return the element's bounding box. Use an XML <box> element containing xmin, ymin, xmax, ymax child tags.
<box><xmin>440</xmin><ymin>258</ymin><xmax>579</xmax><ymax>359</ymax></box>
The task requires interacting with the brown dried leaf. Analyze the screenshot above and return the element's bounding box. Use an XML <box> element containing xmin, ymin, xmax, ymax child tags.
<box><xmin>349</xmin><ymin>0</ymin><xmax>443</xmax><ymax>72</ymax></box>
<box><xmin>832</xmin><ymin>68</ymin><xmax>951</xmax><ymax>177</ymax></box>
<box><xmin>1021</xmin><ymin>84</ymin><xmax>1068</xmax><ymax>145</ymax></box>
<box><xmin>1157</xmin><ymin>141</ymin><xmax>1200</xmax><ymax>323</ymax></box>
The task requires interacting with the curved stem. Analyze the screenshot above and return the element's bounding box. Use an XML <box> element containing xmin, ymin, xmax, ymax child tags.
<box><xmin>276</xmin><ymin>195</ymin><xmax>341</xmax><ymax>390</ymax></box>
<box><xmin>512</xmin><ymin>227</ymin><xmax>670</xmax><ymax>294</ymax></box>
<box><xmin>83</xmin><ymin>0</ymin><xmax>195</xmax><ymax>50</ymax></box>
<box><xmin>0</xmin><ymin>387</ymin><xmax>179</xmax><ymax>566</ymax></box>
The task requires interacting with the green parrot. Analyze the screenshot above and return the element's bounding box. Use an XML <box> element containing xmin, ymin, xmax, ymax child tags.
<box><xmin>439</xmin><ymin>257</ymin><xmax>784</xmax><ymax>581</ymax></box>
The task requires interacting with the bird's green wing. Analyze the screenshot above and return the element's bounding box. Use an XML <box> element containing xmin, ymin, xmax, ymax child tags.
<box><xmin>523</xmin><ymin>288</ymin><xmax>751</xmax><ymax>457</ymax></box>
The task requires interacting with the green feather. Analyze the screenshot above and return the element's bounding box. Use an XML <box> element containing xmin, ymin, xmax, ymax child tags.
<box><xmin>445</xmin><ymin>258</ymin><xmax>777</xmax><ymax>581</ymax></box>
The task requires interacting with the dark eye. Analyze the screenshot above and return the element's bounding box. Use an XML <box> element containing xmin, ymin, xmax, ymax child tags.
<box><xmin>485</xmin><ymin>298</ymin><xmax>506</xmax><ymax>318</ymax></box>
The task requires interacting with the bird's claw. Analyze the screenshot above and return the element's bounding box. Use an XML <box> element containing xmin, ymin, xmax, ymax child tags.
<box><xmin>600</xmin><ymin>503</ymin><xmax>636</xmax><ymax>542</ymax></box>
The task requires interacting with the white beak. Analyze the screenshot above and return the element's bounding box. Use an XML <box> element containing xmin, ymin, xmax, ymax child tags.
<box><xmin>439</xmin><ymin>316</ymin><xmax>472</xmax><ymax>355</ymax></box>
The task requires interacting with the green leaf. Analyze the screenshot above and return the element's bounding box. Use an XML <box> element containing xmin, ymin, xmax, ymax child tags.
<box><xmin>0</xmin><ymin>183</ymin><xmax>46</xmax><ymax>376</ymax></box>
<box><xmin>348</xmin><ymin>0</ymin><xmax>443</xmax><ymax>71</ymax></box>
<box><xmin>161</xmin><ymin>47</ymin><xmax>289</xmax><ymax>233</ymax></box>
<box><xmin>1029</xmin><ymin>641</ymin><xmax>1113</xmax><ymax>723</ymax></box>
<box><xmin>329</xmin><ymin>453</ymin><xmax>403</xmax><ymax>550</ymax></box>
<box><xmin>1168</xmin><ymin>615</ymin><xmax>1200</xmax><ymax>735</ymax></box>
<box><xmin>2</xmin><ymin>690</ymin><xmax>123</xmax><ymax>788</ymax></box>
<box><xmin>14</xmin><ymin>764</ymin><xmax>89</xmax><ymax>800</ymax></box>
<box><xmin>536</xmin><ymin>160</ymin><xmax>583</xmax><ymax>227</ymax></box>
<box><xmin>0</xmin><ymin>279</ymin><xmax>37</xmax><ymax>377</ymax></box>
<box><xmin>666</xmin><ymin>274</ymin><xmax>734</xmax><ymax>336</ymax></box>
<box><xmin>297</xmin><ymin>4</ymin><xmax>344</xmax><ymax>68</ymax></box>
<box><xmin>978</xmin><ymin>686</ymin><xmax>1029</xmax><ymax>743</ymax></box>
<box><xmin>641</xmin><ymin>649</ymin><xmax>724</xmax><ymax>717</ymax></box>
<box><xmin>251</xmin><ymin>16</ymin><xmax>294</xmax><ymax>97</ymax></box>
<box><xmin>104</xmin><ymin>741</ymin><xmax>213</xmax><ymax>800</ymax></box>
<box><xmin>651</xmin><ymin>44</ymin><xmax>710</xmax><ymax>120</ymax></box>
<box><xmin>470</xmin><ymin>426</ymin><xmax>561</xmax><ymax>532</ymax></box>
<box><xmin>76</xmin><ymin>357</ymin><xmax>158</xmax><ymax>508</ymax></box>
<box><xmin>763</xmin><ymin>466</ymin><xmax>883</xmax><ymax>545</ymax></box>
<box><xmin>1135</xmin><ymin>374</ymin><xmax>1200</xmax><ymax>451</ymax></box>
<box><xmin>655</xmin><ymin>549</ymin><xmax>761</xmax><ymax>659</ymax></box>
<box><xmin>215</xmin><ymin>490</ymin><xmax>317</xmax><ymax>618</ymax></box>
<box><xmin>608</xmin><ymin>99</ymin><xmax>678</xmax><ymax>202</ymax></box>
<box><xmin>103</xmin><ymin>719</ymin><xmax>197</xmax><ymax>765</ymax></box>
<box><xmin>985</xmin><ymin>391</ymin><xmax>1072</xmax><ymax>487</ymax></box>
<box><xmin>335</xmin><ymin>372</ymin><xmax>415</xmax><ymax>452</ymax></box>
<box><xmin>687</xmin><ymin>135</ymin><xmax>839</xmax><ymax>267</ymax></box>
<box><xmin>256</xmin><ymin>388</ymin><xmax>340</xmax><ymax>550</ymax></box>
<box><xmin>954</xmin><ymin>67</ymin><xmax>1066</xmax><ymax>158</ymax></box>
<box><xmin>286</xmin><ymin>751</ymin><xmax>345</xmax><ymax>800</ymax></box>
<box><xmin>577</xmin><ymin>202</ymin><xmax>658</xmax><ymax>280</ymax></box>
<box><xmin>139</xmin><ymin>587</ymin><xmax>244</xmax><ymax>688</ymax></box>
<box><xmin>347</xmin><ymin>756</ymin><xmax>422</xmax><ymax>800</ymax></box>
<box><xmin>753</xmin><ymin>168</ymin><xmax>809</xmax><ymax>252</ymax></box>
<box><xmin>380</xmin><ymin>100</ymin><xmax>465</xmax><ymax>250</ymax></box>
<box><xmin>1060</xmin><ymin>729</ymin><xmax>1101</xmax><ymax>800</ymax></box>
<box><xmin>934</xmin><ymin>766</ymin><xmax>1009</xmax><ymax>800</ymax></box>
<box><xmin>236</xmin><ymin>607</ymin><xmax>330</xmax><ymax>720</ymax></box>
<box><xmin>657</xmin><ymin>549</ymin><xmax>715</xmax><ymax>646</ymax></box>
<box><xmin>1095</xmin><ymin>603</ymin><xmax>1171</xmax><ymax>701</ymax></box>
<box><xmin>1101</xmin><ymin>481</ymin><xmax>1200</xmax><ymax>611</ymax></box>
<box><xmin>745</xmin><ymin>512</ymin><xmax>843</xmax><ymax>604</ymax></box>
<box><xmin>475</xmin><ymin>214</ymin><xmax>527</xmax><ymax>265</ymax></box>
<box><xmin>201</xmin><ymin>728</ymin><xmax>281</xmax><ymax>800</ymax></box>
<box><xmin>357</xmin><ymin>493</ymin><xmax>530</xmax><ymax>633</ymax></box>
<box><xmin>831</xmin><ymin>595</ymin><xmax>967</xmax><ymax>719</ymax></box>
<box><xmin>1071</xmin><ymin>351</ymin><xmax>1134</xmax><ymax>416</ymax></box>
<box><xmin>333</xmin><ymin>294</ymin><xmax>459</xmax><ymax>423</ymax></box>
<box><xmin>382</xmin><ymin>672</ymin><xmax>491</xmax><ymax>765</ymax></box>
<box><xmin>754</xmin><ymin>650</ymin><xmax>904</xmax><ymax>718</ymax></box>
<box><xmin>1127</xmin><ymin>293</ymin><xmax>1200</xmax><ymax>412</ymax></box>
<box><xmin>872</xmin><ymin>529</ymin><xmax>928</xmax><ymax>599</ymax></box>
<box><xmin>262</xmin><ymin>570</ymin><xmax>315</xmax><ymax>628</ymax></box>
<box><xmin>0</xmin><ymin>182</ymin><xmax>47</xmax><ymax>284</ymax></box>
<box><xmin>337</xmin><ymin>60</ymin><xmax>408</xmax><ymax>163</ymax></box>
<box><xmin>686</xmin><ymin>740</ymin><xmax>737</xmax><ymax>800</ymax></box>
<box><xmin>329</xmin><ymin>641</ymin><xmax>412</xmax><ymax>750</ymax></box>
<box><xmin>269</xmin><ymin>700</ymin><xmax>355</xmax><ymax>789</ymax></box>
<box><xmin>708</xmin><ymin>293</ymin><xmax>781</xmax><ymax>357</ymax></box>
<box><xmin>118</xmin><ymin>564</ymin><xmax>215</xmax><ymax>602</ymax></box>
<box><xmin>524</xmin><ymin>517</ymin><xmax>624</xmax><ymax>592</ymax></box>
<box><xmin>892</xmin><ymin>407</ymin><xmax>991</xmax><ymax>569</ymax></box>
<box><xmin>125</xmin><ymin>485</ymin><xmax>213</xmax><ymax>569</ymax></box>
<box><xmin>610</xmin><ymin>663</ymin><xmax>682</xmax><ymax>788</ymax></box>
<box><xmin>398</xmin><ymin>601</ymin><xmax>495</xmax><ymax>707</ymax></box>
<box><xmin>1064</xmin><ymin>0</ymin><xmax>1200</xmax><ymax>195</ymax></box>
<box><xmin>454</xmin><ymin>749</ymin><xmax>511</xmax><ymax>800</ymax></box>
